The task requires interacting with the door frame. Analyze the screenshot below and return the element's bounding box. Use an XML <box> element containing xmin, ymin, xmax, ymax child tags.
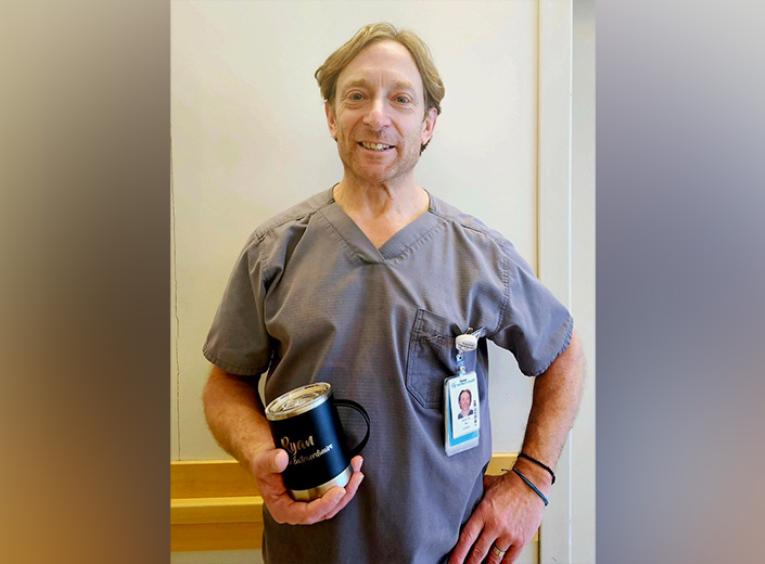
<box><xmin>537</xmin><ymin>1</ymin><xmax>594</xmax><ymax>562</ymax></box>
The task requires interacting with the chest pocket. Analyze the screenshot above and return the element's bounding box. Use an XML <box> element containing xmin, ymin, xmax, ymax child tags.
<box><xmin>406</xmin><ymin>309</ymin><xmax>476</xmax><ymax>409</ymax></box>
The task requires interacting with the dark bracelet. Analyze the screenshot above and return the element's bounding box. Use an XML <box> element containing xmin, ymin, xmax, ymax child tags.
<box><xmin>511</xmin><ymin>467</ymin><xmax>549</xmax><ymax>507</ymax></box>
<box><xmin>518</xmin><ymin>451</ymin><xmax>556</xmax><ymax>485</ymax></box>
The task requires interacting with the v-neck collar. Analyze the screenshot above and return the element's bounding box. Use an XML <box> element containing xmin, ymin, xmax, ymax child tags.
<box><xmin>319</xmin><ymin>186</ymin><xmax>442</xmax><ymax>263</ymax></box>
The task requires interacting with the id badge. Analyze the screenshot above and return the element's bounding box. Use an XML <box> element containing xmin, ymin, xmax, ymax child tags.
<box><xmin>444</xmin><ymin>371</ymin><xmax>480</xmax><ymax>456</ymax></box>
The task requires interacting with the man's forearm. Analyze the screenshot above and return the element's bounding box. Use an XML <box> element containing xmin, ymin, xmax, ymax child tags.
<box><xmin>202</xmin><ymin>366</ymin><xmax>275</xmax><ymax>465</ymax></box>
<box><xmin>450</xmin><ymin>332</ymin><xmax>584</xmax><ymax>563</ymax></box>
<box><xmin>516</xmin><ymin>330</ymin><xmax>585</xmax><ymax>487</ymax></box>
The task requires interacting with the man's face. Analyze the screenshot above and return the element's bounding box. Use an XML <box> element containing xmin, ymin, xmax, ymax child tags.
<box><xmin>459</xmin><ymin>392</ymin><xmax>471</xmax><ymax>412</ymax></box>
<box><xmin>325</xmin><ymin>40</ymin><xmax>437</xmax><ymax>185</ymax></box>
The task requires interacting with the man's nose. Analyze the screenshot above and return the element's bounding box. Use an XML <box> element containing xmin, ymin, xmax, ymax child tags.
<box><xmin>362</xmin><ymin>97</ymin><xmax>390</xmax><ymax>130</ymax></box>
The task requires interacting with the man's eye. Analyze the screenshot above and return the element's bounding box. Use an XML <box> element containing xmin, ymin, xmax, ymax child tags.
<box><xmin>347</xmin><ymin>92</ymin><xmax>365</xmax><ymax>101</ymax></box>
<box><xmin>395</xmin><ymin>95</ymin><xmax>412</xmax><ymax>104</ymax></box>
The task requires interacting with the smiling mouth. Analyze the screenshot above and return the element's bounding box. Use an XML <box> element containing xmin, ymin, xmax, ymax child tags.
<box><xmin>358</xmin><ymin>141</ymin><xmax>395</xmax><ymax>152</ymax></box>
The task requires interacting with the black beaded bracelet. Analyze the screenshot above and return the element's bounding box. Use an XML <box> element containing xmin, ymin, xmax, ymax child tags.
<box><xmin>518</xmin><ymin>452</ymin><xmax>556</xmax><ymax>485</ymax></box>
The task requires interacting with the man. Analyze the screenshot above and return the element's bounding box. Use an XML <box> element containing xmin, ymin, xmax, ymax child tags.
<box><xmin>458</xmin><ymin>389</ymin><xmax>473</xmax><ymax>419</ymax></box>
<box><xmin>202</xmin><ymin>22</ymin><xmax>584</xmax><ymax>564</ymax></box>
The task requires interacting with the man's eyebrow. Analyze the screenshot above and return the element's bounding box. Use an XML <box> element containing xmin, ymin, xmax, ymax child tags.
<box><xmin>339</xmin><ymin>78</ymin><xmax>417</xmax><ymax>92</ymax></box>
<box><xmin>391</xmin><ymin>80</ymin><xmax>416</xmax><ymax>92</ymax></box>
<box><xmin>340</xmin><ymin>78</ymin><xmax>369</xmax><ymax>91</ymax></box>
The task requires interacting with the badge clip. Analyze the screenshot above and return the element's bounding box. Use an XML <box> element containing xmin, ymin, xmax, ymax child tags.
<box><xmin>455</xmin><ymin>327</ymin><xmax>485</xmax><ymax>374</ymax></box>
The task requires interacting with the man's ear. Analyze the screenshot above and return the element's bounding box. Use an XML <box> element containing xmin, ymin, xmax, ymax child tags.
<box><xmin>324</xmin><ymin>101</ymin><xmax>337</xmax><ymax>140</ymax></box>
<box><xmin>420</xmin><ymin>107</ymin><xmax>438</xmax><ymax>146</ymax></box>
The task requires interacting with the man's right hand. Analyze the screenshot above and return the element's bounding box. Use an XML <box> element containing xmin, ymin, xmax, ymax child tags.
<box><xmin>250</xmin><ymin>447</ymin><xmax>365</xmax><ymax>525</ymax></box>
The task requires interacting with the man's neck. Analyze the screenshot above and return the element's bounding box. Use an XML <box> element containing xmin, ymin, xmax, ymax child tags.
<box><xmin>333</xmin><ymin>175</ymin><xmax>428</xmax><ymax>222</ymax></box>
<box><xmin>332</xmin><ymin>174</ymin><xmax>430</xmax><ymax>249</ymax></box>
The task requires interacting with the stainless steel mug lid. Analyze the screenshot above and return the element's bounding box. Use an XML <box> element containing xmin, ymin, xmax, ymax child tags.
<box><xmin>265</xmin><ymin>382</ymin><xmax>332</xmax><ymax>421</ymax></box>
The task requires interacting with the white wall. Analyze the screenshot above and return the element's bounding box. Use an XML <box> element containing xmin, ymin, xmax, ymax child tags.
<box><xmin>571</xmin><ymin>1</ymin><xmax>596</xmax><ymax>562</ymax></box>
<box><xmin>172</xmin><ymin>0</ymin><xmax>542</xmax><ymax>460</ymax></box>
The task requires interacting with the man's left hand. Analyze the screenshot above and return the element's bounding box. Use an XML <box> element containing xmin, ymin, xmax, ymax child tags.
<box><xmin>448</xmin><ymin>467</ymin><xmax>548</xmax><ymax>564</ymax></box>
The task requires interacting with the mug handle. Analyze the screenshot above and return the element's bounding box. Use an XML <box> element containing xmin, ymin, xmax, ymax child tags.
<box><xmin>334</xmin><ymin>399</ymin><xmax>371</xmax><ymax>457</ymax></box>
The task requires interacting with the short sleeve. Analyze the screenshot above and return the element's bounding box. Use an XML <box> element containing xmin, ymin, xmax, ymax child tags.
<box><xmin>489</xmin><ymin>241</ymin><xmax>574</xmax><ymax>376</ymax></box>
<box><xmin>202</xmin><ymin>239</ymin><xmax>271</xmax><ymax>376</ymax></box>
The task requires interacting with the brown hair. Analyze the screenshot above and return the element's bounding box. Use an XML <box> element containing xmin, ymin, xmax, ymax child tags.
<box><xmin>315</xmin><ymin>22</ymin><xmax>445</xmax><ymax>117</ymax></box>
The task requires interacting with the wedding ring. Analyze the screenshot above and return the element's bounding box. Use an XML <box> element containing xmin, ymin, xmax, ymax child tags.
<box><xmin>491</xmin><ymin>545</ymin><xmax>508</xmax><ymax>558</ymax></box>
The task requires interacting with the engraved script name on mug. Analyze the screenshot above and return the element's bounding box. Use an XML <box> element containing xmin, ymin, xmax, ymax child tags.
<box><xmin>281</xmin><ymin>434</ymin><xmax>316</xmax><ymax>455</ymax></box>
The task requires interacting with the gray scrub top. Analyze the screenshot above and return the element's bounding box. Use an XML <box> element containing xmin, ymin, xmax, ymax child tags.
<box><xmin>203</xmin><ymin>187</ymin><xmax>573</xmax><ymax>564</ymax></box>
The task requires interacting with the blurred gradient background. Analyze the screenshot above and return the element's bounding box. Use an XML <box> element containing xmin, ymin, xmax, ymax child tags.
<box><xmin>1</xmin><ymin>1</ymin><xmax>763</xmax><ymax>563</ymax></box>
<box><xmin>597</xmin><ymin>0</ymin><xmax>765</xmax><ymax>562</ymax></box>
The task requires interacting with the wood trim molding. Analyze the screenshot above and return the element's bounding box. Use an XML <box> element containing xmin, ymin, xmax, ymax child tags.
<box><xmin>172</xmin><ymin>459</ymin><xmax>260</xmax><ymax>499</ymax></box>
<box><xmin>171</xmin><ymin>453</ymin><xmax>539</xmax><ymax>552</ymax></box>
<box><xmin>538</xmin><ymin>0</ymin><xmax>574</xmax><ymax>562</ymax></box>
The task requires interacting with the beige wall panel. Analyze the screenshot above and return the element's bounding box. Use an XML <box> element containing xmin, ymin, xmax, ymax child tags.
<box><xmin>171</xmin><ymin>180</ymin><xmax>180</xmax><ymax>459</ymax></box>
